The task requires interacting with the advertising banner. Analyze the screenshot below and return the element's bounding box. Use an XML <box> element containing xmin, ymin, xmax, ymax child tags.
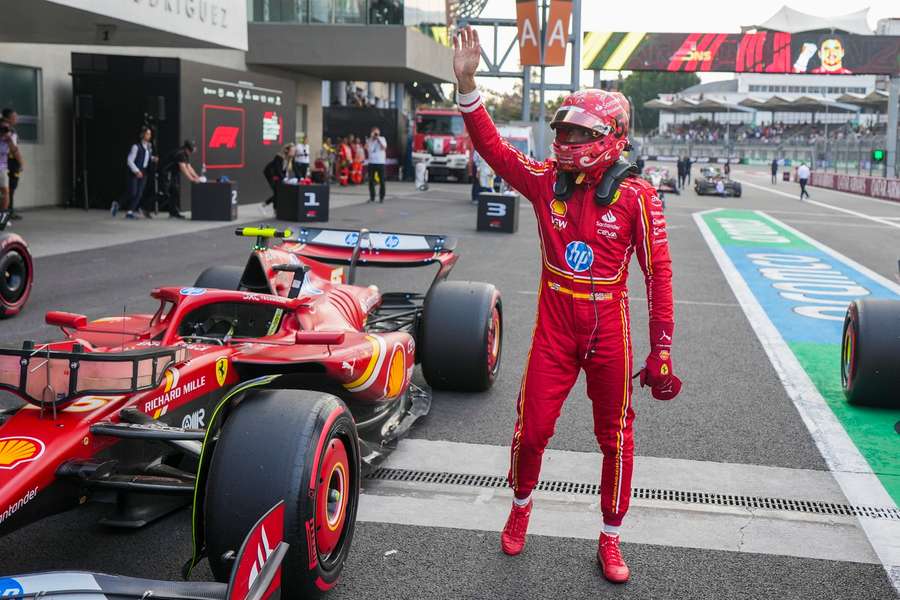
<box><xmin>583</xmin><ymin>30</ymin><xmax>900</xmax><ymax>74</ymax></box>
<box><xmin>543</xmin><ymin>0</ymin><xmax>572</xmax><ymax>66</ymax></box>
<box><xmin>515</xmin><ymin>0</ymin><xmax>541</xmax><ymax>66</ymax></box>
<box><xmin>180</xmin><ymin>61</ymin><xmax>296</xmax><ymax>207</ymax></box>
<box><xmin>809</xmin><ymin>172</ymin><xmax>900</xmax><ymax>202</ymax></box>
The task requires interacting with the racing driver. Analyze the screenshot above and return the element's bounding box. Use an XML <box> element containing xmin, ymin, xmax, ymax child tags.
<box><xmin>453</xmin><ymin>28</ymin><xmax>682</xmax><ymax>583</ymax></box>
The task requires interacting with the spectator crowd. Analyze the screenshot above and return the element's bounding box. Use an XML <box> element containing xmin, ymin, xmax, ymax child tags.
<box><xmin>649</xmin><ymin>119</ymin><xmax>887</xmax><ymax>146</ymax></box>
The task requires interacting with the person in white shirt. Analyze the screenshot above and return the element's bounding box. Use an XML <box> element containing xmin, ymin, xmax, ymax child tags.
<box><xmin>294</xmin><ymin>135</ymin><xmax>310</xmax><ymax>179</ymax></box>
<box><xmin>116</xmin><ymin>126</ymin><xmax>156</xmax><ymax>219</ymax></box>
<box><xmin>797</xmin><ymin>162</ymin><xmax>811</xmax><ymax>199</ymax></box>
<box><xmin>365</xmin><ymin>127</ymin><xmax>387</xmax><ymax>202</ymax></box>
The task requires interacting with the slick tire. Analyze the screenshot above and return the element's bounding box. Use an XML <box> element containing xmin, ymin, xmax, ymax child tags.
<box><xmin>193</xmin><ymin>265</ymin><xmax>244</xmax><ymax>290</ymax></box>
<box><xmin>0</xmin><ymin>232</ymin><xmax>33</xmax><ymax>318</ymax></box>
<box><xmin>420</xmin><ymin>281</ymin><xmax>502</xmax><ymax>392</ymax></box>
<box><xmin>841</xmin><ymin>299</ymin><xmax>900</xmax><ymax>408</ymax></box>
<box><xmin>734</xmin><ymin>184</ymin><xmax>742</xmax><ymax>198</ymax></box>
<box><xmin>205</xmin><ymin>390</ymin><xmax>360</xmax><ymax>599</ymax></box>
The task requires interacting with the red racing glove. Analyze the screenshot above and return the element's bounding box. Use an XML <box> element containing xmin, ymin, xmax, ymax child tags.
<box><xmin>639</xmin><ymin>321</ymin><xmax>682</xmax><ymax>401</ymax></box>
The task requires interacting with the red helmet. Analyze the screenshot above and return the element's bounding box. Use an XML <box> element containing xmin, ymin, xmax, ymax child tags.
<box><xmin>550</xmin><ymin>90</ymin><xmax>630</xmax><ymax>176</ymax></box>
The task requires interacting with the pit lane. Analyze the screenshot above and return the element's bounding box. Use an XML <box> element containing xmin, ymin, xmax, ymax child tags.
<box><xmin>1</xmin><ymin>174</ymin><xmax>898</xmax><ymax>599</ymax></box>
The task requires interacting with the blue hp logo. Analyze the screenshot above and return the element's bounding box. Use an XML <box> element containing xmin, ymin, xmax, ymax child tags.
<box><xmin>385</xmin><ymin>235</ymin><xmax>400</xmax><ymax>249</ymax></box>
<box><xmin>564</xmin><ymin>241</ymin><xmax>594</xmax><ymax>272</ymax></box>
<box><xmin>344</xmin><ymin>232</ymin><xmax>359</xmax><ymax>246</ymax></box>
<box><xmin>0</xmin><ymin>578</ymin><xmax>23</xmax><ymax>598</ymax></box>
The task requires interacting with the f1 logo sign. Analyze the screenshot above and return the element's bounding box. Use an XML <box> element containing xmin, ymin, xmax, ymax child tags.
<box><xmin>486</xmin><ymin>202</ymin><xmax>507</xmax><ymax>217</ymax></box>
<box><xmin>203</xmin><ymin>105</ymin><xmax>245</xmax><ymax>169</ymax></box>
<box><xmin>209</xmin><ymin>126</ymin><xmax>240</xmax><ymax>149</ymax></box>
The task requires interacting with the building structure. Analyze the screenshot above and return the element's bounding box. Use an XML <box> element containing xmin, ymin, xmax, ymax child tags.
<box><xmin>0</xmin><ymin>0</ymin><xmax>453</xmax><ymax>208</ymax></box>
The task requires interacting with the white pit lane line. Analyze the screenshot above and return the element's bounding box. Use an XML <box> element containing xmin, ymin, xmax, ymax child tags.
<box><xmin>734</xmin><ymin>178</ymin><xmax>900</xmax><ymax>230</ymax></box>
<box><xmin>693</xmin><ymin>208</ymin><xmax>900</xmax><ymax>591</ymax></box>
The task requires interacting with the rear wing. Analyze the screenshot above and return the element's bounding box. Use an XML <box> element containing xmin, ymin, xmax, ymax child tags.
<box><xmin>237</xmin><ymin>226</ymin><xmax>459</xmax><ymax>286</ymax></box>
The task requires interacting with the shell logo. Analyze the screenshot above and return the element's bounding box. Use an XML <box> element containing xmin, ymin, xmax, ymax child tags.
<box><xmin>385</xmin><ymin>348</ymin><xmax>406</xmax><ymax>398</ymax></box>
<box><xmin>0</xmin><ymin>437</ymin><xmax>45</xmax><ymax>470</ymax></box>
<box><xmin>549</xmin><ymin>199</ymin><xmax>567</xmax><ymax>217</ymax></box>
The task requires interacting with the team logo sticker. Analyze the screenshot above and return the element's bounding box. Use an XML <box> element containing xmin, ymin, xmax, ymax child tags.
<box><xmin>180</xmin><ymin>287</ymin><xmax>206</xmax><ymax>296</ymax></box>
<box><xmin>0</xmin><ymin>437</ymin><xmax>45</xmax><ymax>470</ymax></box>
<box><xmin>549</xmin><ymin>199</ymin><xmax>567</xmax><ymax>217</ymax></box>
<box><xmin>385</xmin><ymin>235</ymin><xmax>400</xmax><ymax>248</ymax></box>
<box><xmin>564</xmin><ymin>241</ymin><xmax>594</xmax><ymax>272</ymax></box>
<box><xmin>0</xmin><ymin>578</ymin><xmax>23</xmax><ymax>597</ymax></box>
<box><xmin>216</xmin><ymin>357</ymin><xmax>229</xmax><ymax>387</ymax></box>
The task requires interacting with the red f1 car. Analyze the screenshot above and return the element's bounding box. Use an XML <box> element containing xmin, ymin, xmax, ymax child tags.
<box><xmin>0</xmin><ymin>215</ymin><xmax>33</xmax><ymax>317</ymax></box>
<box><xmin>0</xmin><ymin>226</ymin><xmax>503</xmax><ymax>598</ymax></box>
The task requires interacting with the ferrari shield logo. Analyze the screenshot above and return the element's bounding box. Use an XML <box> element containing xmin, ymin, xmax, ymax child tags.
<box><xmin>216</xmin><ymin>357</ymin><xmax>229</xmax><ymax>387</ymax></box>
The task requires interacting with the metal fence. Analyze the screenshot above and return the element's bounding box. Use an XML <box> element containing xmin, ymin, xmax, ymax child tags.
<box><xmin>641</xmin><ymin>136</ymin><xmax>897</xmax><ymax>176</ymax></box>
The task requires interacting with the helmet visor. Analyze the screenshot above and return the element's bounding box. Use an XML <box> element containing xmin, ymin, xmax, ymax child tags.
<box><xmin>550</xmin><ymin>106</ymin><xmax>613</xmax><ymax>136</ymax></box>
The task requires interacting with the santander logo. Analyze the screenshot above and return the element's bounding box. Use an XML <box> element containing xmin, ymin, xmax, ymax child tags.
<box><xmin>601</xmin><ymin>211</ymin><xmax>616</xmax><ymax>224</ymax></box>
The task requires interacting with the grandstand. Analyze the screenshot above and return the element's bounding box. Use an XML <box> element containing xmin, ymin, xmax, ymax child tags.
<box><xmin>640</xmin><ymin>6</ymin><xmax>897</xmax><ymax>174</ymax></box>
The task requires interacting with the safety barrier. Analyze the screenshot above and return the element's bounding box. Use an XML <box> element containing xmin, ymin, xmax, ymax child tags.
<box><xmin>808</xmin><ymin>171</ymin><xmax>900</xmax><ymax>203</ymax></box>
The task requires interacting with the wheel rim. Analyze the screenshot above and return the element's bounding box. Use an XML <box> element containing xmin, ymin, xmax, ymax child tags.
<box><xmin>486</xmin><ymin>306</ymin><xmax>501</xmax><ymax>376</ymax></box>
<box><xmin>316</xmin><ymin>436</ymin><xmax>350</xmax><ymax>560</ymax></box>
<box><xmin>1</xmin><ymin>250</ymin><xmax>27</xmax><ymax>304</ymax></box>
<box><xmin>841</xmin><ymin>320</ymin><xmax>856</xmax><ymax>390</ymax></box>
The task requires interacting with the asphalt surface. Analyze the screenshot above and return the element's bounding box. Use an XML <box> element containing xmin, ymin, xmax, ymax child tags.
<box><xmin>1</xmin><ymin>171</ymin><xmax>898</xmax><ymax>599</ymax></box>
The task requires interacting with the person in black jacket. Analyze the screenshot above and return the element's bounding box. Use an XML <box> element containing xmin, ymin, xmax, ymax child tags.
<box><xmin>771</xmin><ymin>158</ymin><xmax>779</xmax><ymax>184</ymax></box>
<box><xmin>263</xmin><ymin>144</ymin><xmax>299</xmax><ymax>209</ymax></box>
<box><xmin>676</xmin><ymin>156</ymin><xmax>686</xmax><ymax>189</ymax></box>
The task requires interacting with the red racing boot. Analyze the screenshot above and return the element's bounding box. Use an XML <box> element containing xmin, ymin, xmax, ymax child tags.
<box><xmin>597</xmin><ymin>533</ymin><xmax>630</xmax><ymax>583</ymax></box>
<box><xmin>500</xmin><ymin>499</ymin><xmax>533</xmax><ymax>555</ymax></box>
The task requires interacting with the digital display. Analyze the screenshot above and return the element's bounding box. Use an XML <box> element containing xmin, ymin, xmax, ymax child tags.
<box><xmin>180</xmin><ymin>61</ymin><xmax>295</xmax><ymax>207</ymax></box>
<box><xmin>582</xmin><ymin>31</ymin><xmax>900</xmax><ymax>75</ymax></box>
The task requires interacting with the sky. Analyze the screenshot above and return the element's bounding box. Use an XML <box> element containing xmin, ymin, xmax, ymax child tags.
<box><xmin>471</xmin><ymin>0</ymin><xmax>899</xmax><ymax>95</ymax></box>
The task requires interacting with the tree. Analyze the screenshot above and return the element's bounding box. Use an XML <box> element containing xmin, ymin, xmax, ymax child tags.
<box><xmin>482</xmin><ymin>83</ymin><xmax>567</xmax><ymax>123</ymax></box>
<box><xmin>619</xmin><ymin>71</ymin><xmax>700</xmax><ymax>133</ymax></box>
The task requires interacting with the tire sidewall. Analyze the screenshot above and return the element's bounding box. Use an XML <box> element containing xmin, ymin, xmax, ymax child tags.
<box><xmin>0</xmin><ymin>234</ymin><xmax>33</xmax><ymax>317</ymax></box>
<box><xmin>205</xmin><ymin>391</ymin><xmax>360</xmax><ymax>599</ymax></box>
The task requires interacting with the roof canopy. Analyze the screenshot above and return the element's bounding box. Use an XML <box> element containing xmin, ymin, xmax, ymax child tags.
<box><xmin>644</xmin><ymin>97</ymin><xmax>753</xmax><ymax>114</ymax></box>
<box><xmin>836</xmin><ymin>90</ymin><xmax>890</xmax><ymax>108</ymax></box>
<box><xmin>754</xmin><ymin>6</ymin><xmax>872</xmax><ymax>35</ymax></box>
<box><xmin>737</xmin><ymin>96</ymin><xmax>860</xmax><ymax>113</ymax></box>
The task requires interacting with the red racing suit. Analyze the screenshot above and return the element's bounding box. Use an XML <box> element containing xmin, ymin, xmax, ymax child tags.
<box><xmin>459</xmin><ymin>91</ymin><xmax>674</xmax><ymax>526</ymax></box>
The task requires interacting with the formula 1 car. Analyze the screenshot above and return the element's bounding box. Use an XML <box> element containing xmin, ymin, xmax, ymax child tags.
<box><xmin>694</xmin><ymin>167</ymin><xmax>742</xmax><ymax>197</ymax></box>
<box><xmin>0</xmin><ymin>500</ymin><xmax>288</xmax><ymax>600</ymax></box>
<box><xmin>841</xmin><ymin>298</ymin><xmax>900</xmax><ymax>409</ymax></box>
<box><xmin>0</xmin><ymin>226</ymin><xmax>502</xmax><ymax>598</ymax></box>
<box><xmin>641</xmin><ymin>166</ymin><xmax>679</xmax><ymax>195</ymax></box>
<box><xmin>0</xmin><ymin>214</ymin><xmax>33</xmax><ymax>317</ymax></box>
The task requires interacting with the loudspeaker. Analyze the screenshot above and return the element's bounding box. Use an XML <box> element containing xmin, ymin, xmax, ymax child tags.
<box><xmin>75</xmin><ymin>94</ymin><xmax>94</xmax><ymax>120</ymax></box>
<box><xmin>147</xmin><ymin>95</ymin><xmax>166</xmax><ymax>122</ymax></box>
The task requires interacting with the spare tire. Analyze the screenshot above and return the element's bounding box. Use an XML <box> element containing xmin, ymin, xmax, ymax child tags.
<box><xmin>841</xmin><ymin>298</ymin><xmax>900</xmax><ymax>408</ymax></box>
<box><xmin>420</xmin><ymin>281</ymin><xmax>502</xmax><ymax>392</ymax></box>
<box><xmin>194</xmin><ymin>265</ymin><xmax>244</xmax><ymax>290</ymax></box>
<box><xmin>0</xmin><ymin>232</ymin><xmax>33</xmax><ymax>318</ymax></box>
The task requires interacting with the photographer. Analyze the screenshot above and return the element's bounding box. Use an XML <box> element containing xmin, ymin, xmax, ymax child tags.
<box><xmin>366</xmin><ymin>126</ymin><xmax>386</xmax><ymax>202</ymax></box>
<box><xmin>1</xmin><ymin>109</ymin><xmax>23</xmax><ymax>220</ymax></box>
<box><xmin>161</xmin><ymin>140</ymin><xmax>203</xmax><ymax>219</ymax></box>
<box><xmin>0</xmin><ymin>117</ymin><xmax>22</xmax><ymax>223</ymax></box>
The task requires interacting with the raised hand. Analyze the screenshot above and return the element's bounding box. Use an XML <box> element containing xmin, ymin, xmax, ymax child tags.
<box><xmin>453</xmin><ymin>26</ymin><xmax>481</xmax><ymax>93</ymax></box>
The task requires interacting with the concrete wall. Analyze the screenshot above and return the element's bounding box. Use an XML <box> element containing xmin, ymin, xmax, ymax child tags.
<box><xmin>0</xmin><ymin>42</ymin><xmax>321</xmax><ymax>209</ymax></box>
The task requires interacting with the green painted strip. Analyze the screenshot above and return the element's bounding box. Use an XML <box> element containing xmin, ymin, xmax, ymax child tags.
<box><xmin>593</xmin><ymin>32</ymin><xmax>626</xmax><ymax>70</ymax></box>
<box><xmin>704</xmin><ymin>209</ymin><xmax>814</xmax><ymax>249</ymax></box>
<box><xmin>790</xmin><ymin>341</ymin><xmax>900</xmax><ymax>503</ymax></box>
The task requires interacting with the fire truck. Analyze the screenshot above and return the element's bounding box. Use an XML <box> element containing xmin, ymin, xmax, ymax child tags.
<box><xmin>412</xmin><ymin>107</ymin><xmax>471</xmax><ymax>182</ymax></box>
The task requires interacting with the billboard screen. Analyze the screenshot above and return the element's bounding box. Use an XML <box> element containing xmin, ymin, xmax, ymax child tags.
<box><xmin>582</xmin><ymin>31</ymin><xmax>900</xmax><ymax>74</ymax></box>
<box><xmin>180</xmin><ymin>61</ymin><xmax>295</xmax><ymax>208</ymax></box>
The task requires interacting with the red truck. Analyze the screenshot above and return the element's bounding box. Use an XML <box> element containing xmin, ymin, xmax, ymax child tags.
<box><xmin>412</xmin><ymin>107</ymin><xmax>472</xmax><ymax>182</ymax></box>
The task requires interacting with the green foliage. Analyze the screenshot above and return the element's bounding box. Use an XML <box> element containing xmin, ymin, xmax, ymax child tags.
<box><xmin>620</xmin><ymin>72</ymin><xmax>701</xmax><ymax>133</ymax></box>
